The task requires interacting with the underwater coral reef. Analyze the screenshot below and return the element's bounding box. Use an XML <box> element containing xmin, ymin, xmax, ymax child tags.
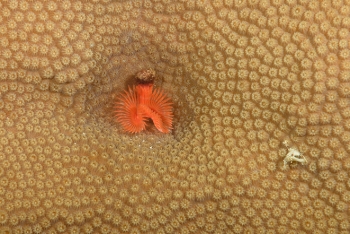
<box><xmin>0</xmin><ymin>0</ymin><xmax>349</xmax><ymax>233</ymax></box>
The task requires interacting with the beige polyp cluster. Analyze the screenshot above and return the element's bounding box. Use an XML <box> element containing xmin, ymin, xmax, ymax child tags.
<box><xmin>0</xmin><ymin>0</ymin><xmax>350</xmax><ymax>233</ymax></box>
<box><xmin>0</xmin><ymin>0</ymin><xmax>95</xmax><ymax>101</ymax></box>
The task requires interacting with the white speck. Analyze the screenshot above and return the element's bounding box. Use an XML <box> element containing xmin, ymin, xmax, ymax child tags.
<box><xmin>283</xmin><ymin>142</ymin><xmax>307</xmax><ymax>169</ymax></box>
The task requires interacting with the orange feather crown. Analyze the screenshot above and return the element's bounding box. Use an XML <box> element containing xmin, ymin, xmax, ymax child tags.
<box><xmin>115</xmin><ymin>69</ymin><xmax>173</xmax><ymax>133</ymax></box>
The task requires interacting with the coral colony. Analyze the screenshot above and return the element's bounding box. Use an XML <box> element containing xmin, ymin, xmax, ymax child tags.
<box><xmin>0</xmin><ymin>0</ymin><xmax>349</xmax><ymax>233</ymax></box>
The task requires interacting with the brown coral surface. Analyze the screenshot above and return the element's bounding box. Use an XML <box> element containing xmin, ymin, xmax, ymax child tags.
<box><xmin>0</xmin><ymin>0</ymin><xmax>350</xmax><ymax>233</ymax></box>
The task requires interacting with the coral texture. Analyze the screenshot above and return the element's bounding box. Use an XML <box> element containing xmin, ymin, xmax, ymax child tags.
<box><xmin>0</xmin><ymin>0</ymin><xmax>350</xmax><ymax>233</ymax></box>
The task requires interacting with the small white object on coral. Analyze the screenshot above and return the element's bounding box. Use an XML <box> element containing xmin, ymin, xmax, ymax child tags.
<box><xmin>282</xmin><ymin>141</ymin><xmax>307</xmax><ymax>169</ymax></box>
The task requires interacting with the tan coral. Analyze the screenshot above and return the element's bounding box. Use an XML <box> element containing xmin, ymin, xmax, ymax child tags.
<box><xmin>0</xmin><ymin>0</ymin><xmax>350</xmax><ymax>233</ymax></box>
